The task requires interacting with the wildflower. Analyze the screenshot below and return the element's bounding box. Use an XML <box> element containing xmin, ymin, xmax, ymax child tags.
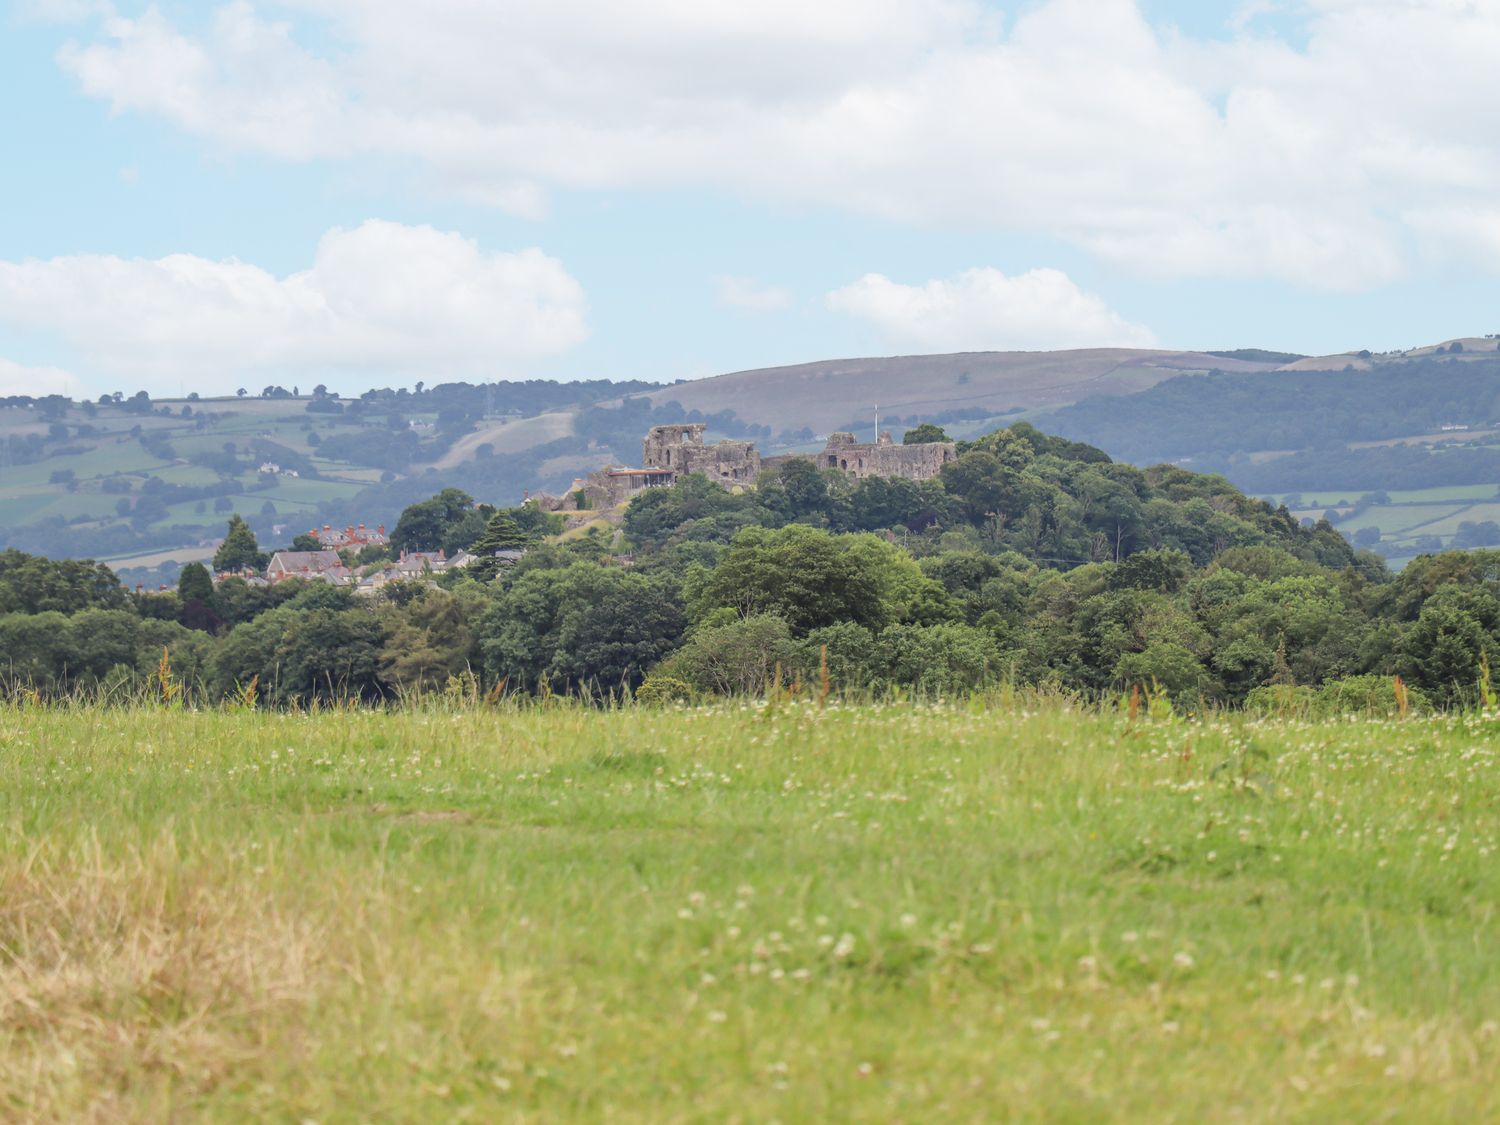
<box><xmin>1173</xmin><ymin>952</ymin><xmax>1195</xmax><ymax>970</ymax></box>
<box><xmin>899</xmin><ymin>913</ymin><xmax>917</xmax><ymax>929</ymax></box>
<box><xmin>1121</xmin><ymin>931</ymin><xmax>1139</xmax><ymax>944</ymax></box>
<box><xmin>832</xmin><ymin>933</ymin><xmax>856</xmax><ymax>959</ymax></box>
<box><xmin>857</xmin><ymin>1062</ymin><xmax>874</xmax><ymax>1077</ymax></box>
<box><xmin>708</xmin><ymin>1010</ymin><xmax>727</xmax><ymax>1023</ymax></box>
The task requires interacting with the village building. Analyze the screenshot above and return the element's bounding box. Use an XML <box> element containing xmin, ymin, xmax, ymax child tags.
<box><xmin>266</xmin><ymin>550</ymin><xmax>352</xmax><ymax>585</ymax></box>
<box><xmin>354</xmin><ymin>548</ymin><xmax>478</xmax><ymax>595</ymax></box>
<box><xmin>308</xmin><ymin>523</ymin><xmax>389</xmax><ymax>551</ymax></box>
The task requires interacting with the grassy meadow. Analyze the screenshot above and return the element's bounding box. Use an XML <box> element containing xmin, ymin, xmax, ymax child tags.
<box><xmin>4</xmin><ymin>701</ymin><xmax>1500</xmax><ymax>1120</ymax></box>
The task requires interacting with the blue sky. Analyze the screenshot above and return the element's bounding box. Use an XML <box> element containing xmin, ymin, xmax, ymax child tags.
<box><xmin>4</xmin><ymin>0</ymin><xmax>1500</xmax><ymax>398</ymax></box>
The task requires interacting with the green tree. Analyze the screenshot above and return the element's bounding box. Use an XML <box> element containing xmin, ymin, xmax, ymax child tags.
<box><xmin>466</xmin><ymin>511</ymin><xmax>534</xmax><ymax>581</ymax></box>
<box><xmin>659</xmin><ymin>615</ymin><xmax>798</xmax><ymax>696</ymax></box>
<box><xmin>213</xmin><ymin>515</ymin><xmax>267</xmax><ymax>573</ymax></box>
<box><xmin>687</xmin><ymin>525</ymin><xmax>886</xmax><ymax>635</ymax></box>
<box><xmin>177</xmin><ymin>561</ymin><xmax>214</xmax><ymax>603</ymax></box>
<box><xmin>0</xmin><ymin>550</ymin><xmax>126</xmax><ymax>615</ymax></box>
<box><xmin>480</xmin><ymin>563</ymin><xmax>685</xmax><ymax>697</ymax></box>
<box><xmin>902</xmin><ymin>422</ymin><xmax>951</xmax><ymax>445</ymax></box>
<box><xmin>378</xmin><ymin>587</ymin><xmax>481</xmax><ymax>692</ymax></box>
<box><xmin>390</xmin><ymin>488</ymin><xmax>475</xmax><ymax>553</ymax></box>
<box><xmin>881</xmin><ymin>622</ymin><xmax>1003</xmax><ymax>694</ymax></box>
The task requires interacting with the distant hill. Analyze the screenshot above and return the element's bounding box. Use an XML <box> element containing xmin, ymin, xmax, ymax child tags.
<box><xmin>7</xmin><ymin>336</ymin><xmax>1500</xmax><ymax>574</ymax></box>
<box><xmin>640</xmin><ymin>348</ymin><xmax>1290</xmax><ymax>434</ymax></box>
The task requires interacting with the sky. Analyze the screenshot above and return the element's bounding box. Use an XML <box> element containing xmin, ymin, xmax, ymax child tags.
<box><xmin>4</xmin><ymin>0</ymin><xmax>1500</xmax><ymax>398</ymax></box>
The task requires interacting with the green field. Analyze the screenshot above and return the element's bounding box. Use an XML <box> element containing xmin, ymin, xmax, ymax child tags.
<box><xmin>1274</xmin><ymin>483</ymin><xmax>1500</xmax><ymax>556</ymax></box>
<box><xmin>4</xmin><ymin>702</ymin><xmax>1499</xmax><ymax>1120</ymax></box>
<box><xmin>0</xmin><ymin>396</ymin><xmax>412</xmax><ymax>556</ymax></box>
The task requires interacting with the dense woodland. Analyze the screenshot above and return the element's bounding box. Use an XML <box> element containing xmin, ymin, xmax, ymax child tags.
<box><xmin>7</xmin><ymin>420</ymin><xmax>1498</xmax><ymax>712</ymax></box>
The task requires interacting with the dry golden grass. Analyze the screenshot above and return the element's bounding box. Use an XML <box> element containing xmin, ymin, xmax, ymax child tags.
<box><xmin>0</xmin><ymin>836</ymin><xmax>322</xmax><ymax>1122</ymax></box>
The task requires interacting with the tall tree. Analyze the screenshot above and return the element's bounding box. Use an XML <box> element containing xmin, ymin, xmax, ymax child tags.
<box><xmin>177</xmin><ymin>561</ymin><xmax>214</xmax><ymax>603</ymax></box>
<box><xmin>213</xmin><ymin>515</ymin><xmax>267</xmax><ymax>573</ymax></box>
<box><xmin>390</xmin><ymin>488</ymin><xmax>476</xmax><ymax>553</ymax></box>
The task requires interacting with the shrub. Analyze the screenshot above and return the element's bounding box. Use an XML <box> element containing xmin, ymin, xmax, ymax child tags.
<box><xmin>635</xmin><ymin>675</ymin><xmax>694</xmax><ymax>707</ymax></box>
<box><xmin>1316</xmin><ymin>674</ymin><xmax>1430</xmax><ymax>717</ymax></box>
<box><xmin>659</xmin><ymin>615</ymin><xmax>797</xmax><ymax>696</ymax></box>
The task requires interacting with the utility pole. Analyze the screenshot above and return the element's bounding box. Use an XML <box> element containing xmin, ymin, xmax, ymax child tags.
<box><xmin>874</xmin><ymin>403</ymin><xmax>880</xmax><ymax>441</ymax></box>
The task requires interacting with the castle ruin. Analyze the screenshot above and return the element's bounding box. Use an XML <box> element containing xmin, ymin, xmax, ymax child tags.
<box><xmin>816</xmin><ymin>431</ymin><xmax>956</xmax><ymax>480</ymax></box>
<box><xmin>641</xmin><ymin>424</ymin><xmax>760</xmax><ymax>482</ymax></box>
<box><xmin>540</xmin><ymin>423</ymin><xmax>953</xmax><ymax>513</ymax></box>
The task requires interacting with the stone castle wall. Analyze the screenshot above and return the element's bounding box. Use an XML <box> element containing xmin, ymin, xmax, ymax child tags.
<box><xmin>643</xmin><ymin>423</ymin><xmax>760</xmax><ymax>483</ymax></box>
<box><xmin>537</xmin><ymin>424</ymin><xmax>951</xmax><ymax>513</ymax></box>
<box><xmin>815</xmin><ymin>432</ymin><xmax>957</xmax><ymax>480</ymax></box>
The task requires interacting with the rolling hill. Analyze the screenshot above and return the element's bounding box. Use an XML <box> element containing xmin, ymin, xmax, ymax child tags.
<box><xmin>639</xmin><ymin>347</ymin><xmax>1293</xmax><ymax>434</ymax></box>
<box><xmin>6</xmin><ymin>336</ymin><xmax>1500</xmax><ymax>577</ymax></box>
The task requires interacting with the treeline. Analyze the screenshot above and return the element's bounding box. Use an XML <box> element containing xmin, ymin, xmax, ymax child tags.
<box><xmin>1228</xmin><ymin>444</ymin><xmax>1500</xmax><ymax>494</ymax></box>
<box><xmin>1044</xmin><ymin>357</ymin><xmax>1500</xmax><ymax>466</ymax></box>
<box><xmin>19</xmin><ymin>422</ymin><xmax>1481</xmax><ymax>712</ymax></box>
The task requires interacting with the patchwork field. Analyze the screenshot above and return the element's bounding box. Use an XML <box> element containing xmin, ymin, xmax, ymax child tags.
<box><xmin>1278</xmin><ymin>484</ymin><xmax>1500</xmax><ymax>559</ymax></box>
<box><xmin>3</xmin><ymin>702</ymin><xmax>1499</xmax><ymax>1120</ymax></box>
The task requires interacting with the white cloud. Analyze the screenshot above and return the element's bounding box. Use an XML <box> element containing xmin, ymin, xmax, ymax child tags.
<box><xmin>714</xmin><ymin>275</ymin><xmax>792</xmax><ymax>312</ymax></box>
<box><xmin>826</xmin><ymin>267</ymin><xmax>1156</xmax><ymax>352</ymax></box>
<box><xmin>0</xmin><ymin>220</ymin><xmax>589</xmax><ymax>393</ymax></box>
<box><xmin>0</xmin><ymin>359</ymin><xmax>79</xmax><ymax>397</ymax></box>
<box><xmin>49</xmin><ymin>0</ymin><xmax>1500</xmax><ymax>287</ymax></box>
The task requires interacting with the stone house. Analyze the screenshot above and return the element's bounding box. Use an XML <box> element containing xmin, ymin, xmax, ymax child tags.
<box><xmin>266</xmin><ymin>550</ymin><xmax>348</xmax><ymax>583</ymax></box>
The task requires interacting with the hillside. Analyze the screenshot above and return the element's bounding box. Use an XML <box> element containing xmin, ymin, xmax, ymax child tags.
<box><xmin>7</xmin><ymin>336</ymin><xmax>1500</xmax><ymax>575</ymax></box>
<box><xmin>640</xmin><ymin>348</ymin><xmax>1291</xmax><ymax>434</ymax></box>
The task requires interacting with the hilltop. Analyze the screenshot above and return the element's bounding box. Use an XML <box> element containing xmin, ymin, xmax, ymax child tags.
<box><xmin>638</xmin><ymin>347</ymin><xmax>1295</xmax><ymax>434</ymax></box>
<box><xmin>5</xmin><ymin>336</ymin><xmax>1500</xmax><ymax>574</ymax></box>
